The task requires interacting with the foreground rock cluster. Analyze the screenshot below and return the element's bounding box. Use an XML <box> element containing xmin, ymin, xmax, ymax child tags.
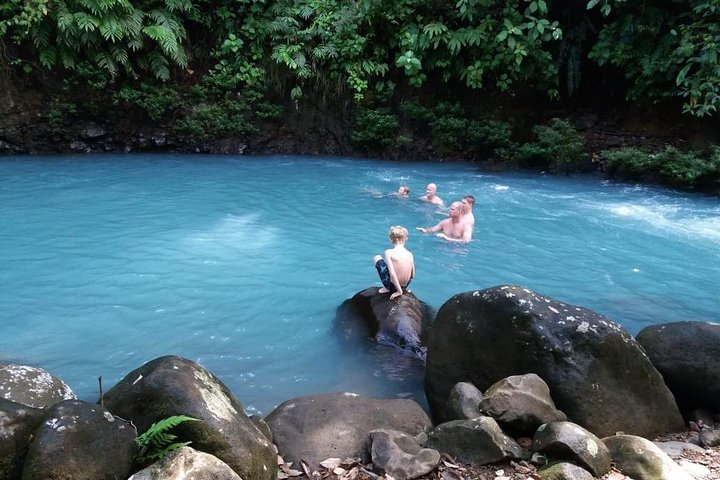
<box><xmin>2</xmin><ymin>284</ymin><xmax>719</xmax><ymax>480</ymax></box>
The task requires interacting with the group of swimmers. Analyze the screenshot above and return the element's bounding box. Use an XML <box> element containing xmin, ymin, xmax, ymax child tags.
<box><xmin>373</xmin><ymin>183</ymin><xmax>476</xmax><ymax>300</ymax></box>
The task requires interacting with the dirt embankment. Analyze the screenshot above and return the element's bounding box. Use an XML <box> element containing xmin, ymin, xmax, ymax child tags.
<box><xmin>1</xmin><ymin>74</ymin><xmax>718</xmax><ymax>164</ymax></box>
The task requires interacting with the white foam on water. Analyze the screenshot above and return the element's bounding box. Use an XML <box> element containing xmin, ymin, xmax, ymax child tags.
<box><xmin>598</xmin><ymin>202</ymin><xmax>720</xmax><ymax>243</ymax></box>
<box><xmin>183</xmin><ymin>213</ymin><xmax>278</xmax><ymax>253</ymax></box>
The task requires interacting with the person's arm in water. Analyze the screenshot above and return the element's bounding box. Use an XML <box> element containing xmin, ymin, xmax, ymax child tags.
<box><xmin>415</xmin><ymin>220</ymin><xmax>444</xmax><ymax>234</ymax></box>
<box><xmin>383</xmin><ymin>250</ymin><xmax>405</xmax><ymax>299</ymax></box>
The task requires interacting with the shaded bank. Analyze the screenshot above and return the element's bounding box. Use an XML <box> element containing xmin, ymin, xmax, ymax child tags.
<box><xmin>1</xmin><ymin>77</ymin><xmax>719</xmax><ymax>194</ymax></box>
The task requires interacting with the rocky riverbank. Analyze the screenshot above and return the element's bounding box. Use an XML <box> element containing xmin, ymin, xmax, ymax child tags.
<box><xmin>2</xmin><ymin>284</ymin><xmax>719</xmax><ymax>480</ymax></box>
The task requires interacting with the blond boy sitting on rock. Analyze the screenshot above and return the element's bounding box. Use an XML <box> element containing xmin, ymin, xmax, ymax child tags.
<box><xmin>373</xmin><ymin>226</ymin><xmax>415</xmax><ymax>300</ymax></box>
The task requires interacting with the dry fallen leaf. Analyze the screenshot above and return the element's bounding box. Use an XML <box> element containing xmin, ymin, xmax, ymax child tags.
<box><xmin>441</xmin><ymin>460</ymin><xmax>461</xmax><ymax>470</ymax></box>
<box><xmin>343</xmin><ymin>466</ymin><xmax>360</xmax><ymax>480</ymax></box>
<box><xmin>333</xmin><ymin>467</ymin><xmax>347</xmax><ymax>476</ymax></box>
<box><xmin>320</xmin><ymin>458</ymin><xmax>342</xmax><ymax>470</ymax></box>
<box><xmin>300</xmin><ymin>460</ymin><xmax>312</xmax><ymax>478</ymax></box>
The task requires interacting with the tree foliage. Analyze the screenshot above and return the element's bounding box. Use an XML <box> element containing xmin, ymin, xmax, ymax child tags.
<box><xmin>588</xmin><ymin>0</ymin><xmax>720</xmax><ymax>116</ymax></box>
<box><xmin>3</xmin><ymin>0</ymin><xmax>194</xmax><ymax>80</ymax></box>
<box><xmin>1</xmin><ymin>0</ymin><xmax>718</xmax><ymax>118</ymax></box>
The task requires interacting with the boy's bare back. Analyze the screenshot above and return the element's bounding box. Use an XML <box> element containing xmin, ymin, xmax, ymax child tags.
<box><xmin>385</xmin><ymin>245</ymin><xmax>414</xmax><ymax>287</ymax></box>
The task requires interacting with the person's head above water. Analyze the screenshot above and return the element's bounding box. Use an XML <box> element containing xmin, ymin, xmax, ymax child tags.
<box><xmin>420</xmin><ymin>183</ymin><xmax>444</xmax><ymax>205</ymax></box>
<box><xmin>388</xmin><ymin>225</ymin><xmax>409</xmax><ymax>244</ymax></box>
<box><xmin>398</xmin><ymin>185</ymin><xmax>410</xmax><ymax>196</ymax></box>
<box><xmin>448</xmin><ymin>201</ymin><xmax>464</xmax><ymax>219</ymax></box>
<box><xmin>462</xmin><ymin>195</ymin><xmax>475</xmax><ymax>208</ymax></box>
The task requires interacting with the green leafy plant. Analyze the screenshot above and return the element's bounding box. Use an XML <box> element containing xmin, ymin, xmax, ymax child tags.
<box><xmin>135</xmin><ymin>415</ymin><xmax>199</xmax><ymax>462</ymax></box>
<box><xmin>173</xmin><ymin>103</ymin><xmax>252</xmax><ymax>141</ymax></box>
<box><xmin>603</xmin><ymin>147</ymin><xmax>654</xmax><ymax>180</ymax></box>
<box><xmin>603</xmin><ymin>145</ymin><xmax>720</xmax><ymax>191</ymax></box>
<box><xmin>514</xmin><ymin>118</ymin><xmax>589</xmax><ymax>172</ymax></box>
<box><xmin>47</xmin><ymin>101</ymin><xmax>78</xmax><ymax>131</ymax></box>
<box><xmin>430</xmin><ymin>115</ymin><xmax>470</xmax><ymax>152</ymax></box>
<box><xmin>656</xmin><ymin>146</ymin><xmax>720</xmax><ymax>187</ymax></box>
<box><xmin>114</xmin><ymin>83</ymin><xmax>182</xmax><ymax>121</ymax></box>
<box><xmin>351</xmin><ymin>107</ymin><xmax>399</xmax><ymax>150</ymax></box>
<box><xmin>468</xmin><ymin>119</ymin><xmax>514</xmax><ymax>149</ymax></box>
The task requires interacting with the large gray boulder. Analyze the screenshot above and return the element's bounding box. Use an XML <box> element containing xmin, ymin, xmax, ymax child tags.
<box><xmin>603</xmin><ymin>434</ymin><xmax>693</xmax><ymax>480</ymax></box>
<box><xmin>636</xmin><ymin>321</ymin><xmax>720</xmax><ymax>413</ymax></box>
<box><xmin>335</xmin><ymin>287</ymin><xmax>434</xmax><ymax>356</ymax></box>
<box><xmin>424</xmin><ymin>285</ymin><xmax>684</xmax><ymax>438</ymax></box>
<box><xmin>129</xmin><ymin>446</ymin><xmax>242</xmax><ymax>480</ymax></box>
<box><xmin>0</xmin><ymin>398</ymin><xmax>45</xmax><ymax>480</ymax></box>
<box><xmin>21</xmin><ymin>399</ymin><xmax>136</xmax><ymax>480</ymax></box>
<box><xmin>264</xmin><ymin>392</ymin><xmax>432</xmax><ymax>470</ymax></box>
<box><xmin>101</xmin><ymin>355</ymin><xmax>275</xmax><ymax>480</ymax></box>
<box><xmin>0</xmin><ymin>363</ymin><xmax>75</xmax><ymax>408</ymax></box>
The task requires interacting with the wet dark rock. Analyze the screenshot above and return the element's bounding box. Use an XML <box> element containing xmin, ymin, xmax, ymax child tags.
<box><xmin>21</xmin><ymin>399</ymin><xmax>136</xmax><ymax>480</ymax></box>
<box><xmin>335</xmin><ymin>287</ymin><xmax>434</xmax><ymax>356</ymax></box>
<box><xmin>424</xmin><ymin>285</ymin><xmax>684</xmax><ymax>438</ymax></box>
<box><xmin>636</xmin><ymin>321</ymin><xmax>720</xmax><ymax>414</ymax></box>
<box><xmin>0</xmin><ymin>398</ymin><xmax>45</xmax><ymax>480</ymax></box>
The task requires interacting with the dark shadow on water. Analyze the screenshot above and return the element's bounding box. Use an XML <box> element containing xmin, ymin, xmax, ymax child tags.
<box><xmin>331</xmin><ymin>301</ymin><xmax>429</xmax><ymax>412</ymax></box>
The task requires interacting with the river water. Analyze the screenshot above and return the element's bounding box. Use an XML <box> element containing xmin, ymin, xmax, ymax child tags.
<box><xmin>1</xmin><ymin>154</ymin><xmax>718</xmax><ymax>414</ymax></box>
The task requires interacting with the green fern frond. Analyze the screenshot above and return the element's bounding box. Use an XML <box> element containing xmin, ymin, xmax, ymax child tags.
<box><xmin>111</xmin><ymin>46</ymin><xmax>129</xmax><ymax>65</ymax></box>
<box><xmin>135</xmin><ymin>415</ymin><xmax>199</xmax><ymax>462</ymax></box>
<box><xmin>31</xmin><ymin>22</ymin><xmax>53</xmax><ymax>49</ymax></box>
<box><xmin>125</xmin><ymin>10</ymin><xmax>144</xmax><ymax>38</ymax></box>
<box><xmin>58</xmin><ymin>45</ymin><xmax>77</xmax><ymax>68</ymax></box>
<box><xmin>128</xmin><ymin>37</ymin><xmax>143</xmax><ymax>51</ymax></box>
<box><xmin>95</xmin><ymin>51</ymin><xmax>118</xmax><ymax>76</ymax></box>
<box><xmin>56</xmin><ymin>7</ymin><xmax>74</xmax><ymax>32</ymax></box>
<box><xmin>164</xmin><ymin>0</ymin><xmax>192</xmax><ymax>13</ymax></box>
<box><xmin>298</xmin><ymin>5</ymin><xmax>313</xmax><ymax>20</ymax></box>
<box><xmin>38</xmin><ymin>48</ymin><xmax>57</xmax><ymax>68</ymax></box>
<box><xmin>142</xmin><ymin>24</ymin><xmax>165</xmax><ymax>41</ymax></box>
<box><xmin>74</xmin><ymin>12</ymin><xmax>100</xmax><ymax>32</ymax></box>
<box><xmin>146</xmin><ymin>50</ymin><xmax>170</xmax><ymax>80</ymax></box>
<box><xmin>99</xmin><ymin>17</ymin><xmax>123</xmax><ymax>41</ymax></box>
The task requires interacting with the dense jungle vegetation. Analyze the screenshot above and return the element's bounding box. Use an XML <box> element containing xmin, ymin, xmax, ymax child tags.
<box><xmin>1</xmin><ymin>0</ymin><xmax>719</xmax><ymax>192</ymax></box>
